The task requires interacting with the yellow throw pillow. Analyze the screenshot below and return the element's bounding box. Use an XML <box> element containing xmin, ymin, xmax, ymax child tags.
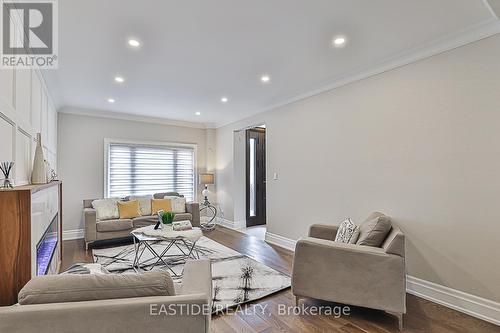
<box><xmin>151</xmin><ymin>199</ymin><xmax>172</xmax><ymax>215</ymax></box>
<box><xmin>117</xmin><ymin>200</ymin><xmax>141</xmax><ymax>219</ymax></box>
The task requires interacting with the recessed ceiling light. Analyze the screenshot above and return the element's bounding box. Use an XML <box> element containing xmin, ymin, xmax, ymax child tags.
<box><xmin>128</xmin><ymin>39</ymin><xmax>141</xmax><ymax>47</ymax></box>
<box><xmin>195</xmin><ymin>111</ymin><xmax>201</xmax><ymax>116</ymax></box>
<box><xmin>221</xmin><ymin>97</ymin><xmax>229</xmax><ymax>103</ymax></box>
<box><xmin>332</xmin><ymin>36</ymin><xmax>346</xmax><ymax>47</ymax></box>
<box><xmin>107</xmin><ymin>98</ymin><xmax>115</xmax><ymax>103</ymax></box>
<box><xmin>114</xmin><ymin>76</ymin><xmax>124</xmax><ymax>83</ymax></box>
<box><xmin>260</xmin><ymin>75</ymin><xmax>271</xmax><ymax>83</ymax></box>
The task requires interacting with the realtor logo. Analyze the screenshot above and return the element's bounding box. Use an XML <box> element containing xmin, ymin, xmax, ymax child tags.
<box><xmin>1</xmin><ymin>0</ymin><xmax>58</xmax><ymax>68</ymax></box>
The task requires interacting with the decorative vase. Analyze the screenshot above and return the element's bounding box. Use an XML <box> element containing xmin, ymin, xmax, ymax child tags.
<box><xmin>1</xmin><ymin>178</ymin><xmax>14</xmax><ymax>188</ymax></box>
<box><xmin>31</xmin><ymin>133</ymin><xmax>47</xmax><ymax>184</ymax></box>
<box><xmin>0</xmin><ymin>161</ymin><xmax>14</xmax><ymax>188</ymax></box>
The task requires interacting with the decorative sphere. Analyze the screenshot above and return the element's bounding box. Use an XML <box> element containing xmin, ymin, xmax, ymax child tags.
<box><xmin>202</xmin><ymin>188</ymin><xmax>209</xmax><ymax>197</ymax></box>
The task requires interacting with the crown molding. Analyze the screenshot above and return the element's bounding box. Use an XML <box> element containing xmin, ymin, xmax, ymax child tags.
<box><xmin>484</xmin><ymin>0</ymin><xmax>499</xmax><ymax>19</ymax></box>
<box><xmin>216</xmin><ymin>18</ymin><xmax>500</xmax><ymax>129</ymax></box>
<box><xmin>58</xmin><ymin>106</ymin><xmax>211</xmax><ymax>129</ymax></box>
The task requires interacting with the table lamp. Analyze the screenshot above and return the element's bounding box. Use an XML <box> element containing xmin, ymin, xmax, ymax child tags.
<box><xmin>199</xmin><ymin>173</ymin><xmax>215</xmax><ymax>206</ymax></box>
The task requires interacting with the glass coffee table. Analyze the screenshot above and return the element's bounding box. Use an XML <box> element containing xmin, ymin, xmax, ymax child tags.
<box><xmin>131</xmin><ymin>224</ymin><xmax>203</xmax><ymax>277</ymax></box>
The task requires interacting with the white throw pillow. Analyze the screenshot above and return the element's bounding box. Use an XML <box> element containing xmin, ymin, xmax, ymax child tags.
<box><xmin>334</xmin><ymin>218</ymin><xmax>360</xmax><ymax>244</ymax></box>
<box><xmin>163</xmin><ymin>196</ymin><xmax>186</xmax><ymax>213</ymax></box>
<box><xmin>128</xmin><ymin>195</ymin><xmax>153</xmax><ymax>216</ymax></box>
<box><xmin>92</xmin><ymin>199</ymin><xmax>119</xmax><ymax>221</ymax></box>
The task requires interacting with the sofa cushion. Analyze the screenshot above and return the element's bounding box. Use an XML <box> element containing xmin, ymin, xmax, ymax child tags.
<box><xmin>164</xmin><ymin>196</ymin><xmax>186</xmax><ymax>213</ymax></box>
<box><xmin>92</xmin><ymin>199</ymin><xmax>119</xmax><ymax>220</ymax></box>
<box><xmin>334</xmin><ymin>218</ymin><xmax>359</xmax><ymax>244</ymax></box>
<box><xmin>356</xmin><ymin>213</ymin><xmax>392</xmax><ymax>247</ymax></box>
<box><xmin>18</xmin><ymin>271</ymin><xmax>175</xmax><ymax>305</ymax></box>
<box><xmin>117</xmin><ymin>200</ymin><xmax>141</xmax><ymax>219</ymax></box>
<box><xmin>127</xmin><ymin>195</ymin><xmax>153</xmax><ymax>216</ymax></box>
<box><xmin>151</xmin><ymin>198</ymin><xmax>172</xmax><ymax>215</ymax></box>
<box><xmin>96</xmin><ymin>219</ymin><xmax>133</xmax><ymax>232</ymax></box>
<box><xmin>172</xmin><ymin>213</ymin><xmax>192</xmax><ymax>222</ymax></box>
<box><xmin>132</xmin><ymin>215</ymin><xmax>157</xmax><ymax>227</ymax></box>
<box><xmin>153</xmin><ymin>192</ymin><xmax>182</xmax><ymax>199</ymax></box>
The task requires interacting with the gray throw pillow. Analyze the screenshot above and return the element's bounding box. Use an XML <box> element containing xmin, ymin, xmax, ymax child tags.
<box><xmin>334</xmin><ymin>218</ymin><xmax>360</xmax><ymax>244</ymax></box>
<box><xmin>18</xmin><ymin>271</ymin><xmax>175</xmax><ymax>305</ymax></box>
<box><xmin>356</xmin><ymin>214</ymin><xmax>392</xmax><ymax>247</ymax></box>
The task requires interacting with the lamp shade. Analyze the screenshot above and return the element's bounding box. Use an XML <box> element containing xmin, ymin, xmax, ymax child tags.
<box><xmin>199</xmin><ymin>173</ymin><xmax>215</xmax><ymax>185</ymax></box>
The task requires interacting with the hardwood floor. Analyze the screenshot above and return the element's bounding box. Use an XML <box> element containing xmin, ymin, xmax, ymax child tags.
<box><xmin>62</xmin><ymin>227</ymin><xmax>500</xmax><ymax>333</ymax></box>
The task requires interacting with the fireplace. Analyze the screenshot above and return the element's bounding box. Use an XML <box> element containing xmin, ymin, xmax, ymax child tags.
<box><xmin>36</xmin><ymin>214</ymin><xmax>59</xmax><ymax>276</ymax></box>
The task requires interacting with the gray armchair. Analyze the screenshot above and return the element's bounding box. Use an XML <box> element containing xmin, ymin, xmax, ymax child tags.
<box><xmin>292</xmin><ymin>213</ymin><xmax>406</xmax><ymax>330</ymax></box>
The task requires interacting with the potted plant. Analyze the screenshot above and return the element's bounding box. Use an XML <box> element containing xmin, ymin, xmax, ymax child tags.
<box><xmin>161</xmin><ymin>211</ymin><xmax>175</xmax><ymax>225</ymax></box>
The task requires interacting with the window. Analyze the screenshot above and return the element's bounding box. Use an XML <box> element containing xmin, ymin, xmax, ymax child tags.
<box><xmin>105</xmin><ymin>140</ymin><xmax>196</xmax><ymax>201</ymax></box>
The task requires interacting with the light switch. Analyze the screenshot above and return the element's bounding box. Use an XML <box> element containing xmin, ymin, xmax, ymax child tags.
<box><xmin>273</xmin><ymin>173</ymin><xmax>279</xmax><ymax>180</ymax></box>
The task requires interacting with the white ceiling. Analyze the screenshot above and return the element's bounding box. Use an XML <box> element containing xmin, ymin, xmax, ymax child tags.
<box><xmin>45</xmin><ymin>0</ymin><xmax>498</xmax><ymax>127</ymax></box>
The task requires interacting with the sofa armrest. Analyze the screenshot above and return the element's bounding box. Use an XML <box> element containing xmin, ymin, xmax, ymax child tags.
<box><xmin>186</xmin><ymin>202</ymin><xmax>200</xmax><ymax>227</ymax></box>
<box><xmin>180</xmin><ymin>260</ymin><xmax>212</xmax><ymax>301</ymax></box>
<box><xmin>83</xmin><ymin>208</ymin><xmax>97</xmax><ymax>243</ymax></box>
<box><xmin>308</xmin><ymin>224</ymin><xmax>339</xmax><ymax>241</ymax></box>
<box><xmin>0</xmin><ymin>294</ymin><xmax>211</xmax><ymax>333</ymax></box>
<box><xmin>292</xmin><ymin>237</ymin><xmax>406</xmax><ymax>313</ymax></box>
<box><xmin>382</xmin><ymin>227</ymin><xmax>405</xmax><ymax>257</ymax></box>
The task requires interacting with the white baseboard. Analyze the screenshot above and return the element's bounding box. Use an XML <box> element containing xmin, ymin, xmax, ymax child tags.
<box><xmin>218</xmin><ymin>218</ymin><xmax>246</xmax><ymax>231</ymax></box>
<box><xmin>264</xmin><ymin>231</ymin><xmax>500</xmax><ymax>326</ymax></box>
<box><xmin>265</xmin><ymin>231</ymin><xmax>296</xmax><ymax>251</ymax></box>
<box><xmin>63</xmin><ymin>228</ymin><xmax>84</xmax><ymax>240</ymax></box>
<box><xmin>406</xmin><ymin>276</ymin><xmax>500</xmax><ymax>326</ymax></box>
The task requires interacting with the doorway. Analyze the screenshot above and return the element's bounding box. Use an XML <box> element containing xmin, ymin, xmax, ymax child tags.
<box><xmin>246</xmin><ymin>126</ymin><xmax>266</xmax><ymax>227</ymax></box>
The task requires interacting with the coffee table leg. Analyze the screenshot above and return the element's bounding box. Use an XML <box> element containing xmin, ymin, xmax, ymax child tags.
<box><xmin>145</xmin><ymin>241</ymin><xmax>178</xmax><ymax>276</ymax></box>
<box><xmin>133</xmin><ymin>240</ymin><xmax>149</xmax><ymax>272</ymax></box>
<box><xmin>182</xmin><ymin>239</ymin><xmax>198</xmax><ymax>260</ymax></box>
<box><xmin>174</xmin><ymin>241</ymin><xmax>188</xmax><ymax>256</ymax></box>
<box><xmin>152</xmin><ymin>240</ymin><xmax>176</xmax><ymax>263</ymax></box>
<box><xmin>132</xmin><ymin>236</ymin><xmax>139</xmax><ymax>273</ymax></box>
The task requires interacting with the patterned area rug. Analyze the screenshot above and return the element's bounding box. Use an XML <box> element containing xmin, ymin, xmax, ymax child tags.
<box><xmin>92</xmin><ymin>236</ymin><xmax>291</xmax><ymax>311</ymax></box>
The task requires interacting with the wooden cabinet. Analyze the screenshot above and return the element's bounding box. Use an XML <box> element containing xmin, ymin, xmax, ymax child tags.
<box><xmin>0</xmin><ymin>181</ymin><xmax>62</xmax><ymax>306</ymax></box>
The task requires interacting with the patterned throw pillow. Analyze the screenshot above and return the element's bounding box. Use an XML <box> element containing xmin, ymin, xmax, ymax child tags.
<box><xmin>92</xmin><ymin>199</ymin><xmax>119</xmax><ymax>220</ymax></box>
<box><xmin>164</xmin><ymin>196</ymin><xmax>186</xmax><ymax>213</ymax></box>
<box><xmin>128</xmin><ymin>195</ymin><xmax>153</xmax><ymax>216</ymax></box>
<box><xmin>334</xmin><ymin>218</ymin><xmax>360</xmax><ymax>244</ymax></box>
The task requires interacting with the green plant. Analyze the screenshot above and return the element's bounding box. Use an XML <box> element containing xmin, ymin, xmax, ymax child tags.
<box><xmin>161</xmin><ymin>211</ymin><xmax>175</xmax><ymax>224</ymax></box>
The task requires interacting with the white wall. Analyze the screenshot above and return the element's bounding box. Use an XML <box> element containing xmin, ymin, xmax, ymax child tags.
<box><xmin>0</xmin><ymin>67</ymin><xmax>57</xmax><ymax>186</ymax></box>
<box><xmin>58</xmin><ymin>110</ymin><xmax>211</xmax><ymax>232</ymax></box>
<box><xmin>215</xmin><ymin>34</ymin><xmax>500</xmax><ymax>303</ymax></box>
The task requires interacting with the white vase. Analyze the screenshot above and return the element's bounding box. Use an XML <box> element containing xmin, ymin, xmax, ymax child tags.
<box><xmin>32</xmin><ymin>133</ymin><xmax>47</xmax><ymax>184</ymax></box>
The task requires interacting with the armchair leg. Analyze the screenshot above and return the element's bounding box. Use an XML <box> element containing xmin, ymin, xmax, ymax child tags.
<box><xmin>397</xmin><ymin>313</ymin><xmax>403</xmax><ymax>331</ymax></box>
<box><xmin>295</xmin><ymin>295</ymin><xmax>300</xmax><ymax>306</ymax></box>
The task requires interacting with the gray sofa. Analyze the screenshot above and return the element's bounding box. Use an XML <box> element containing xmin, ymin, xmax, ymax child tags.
<box><xmin>292</xmin><ymin>212</ymin><xmax>406</xmax><ymax>330</ymax></box>
<box><xmin>0</xmin><ymin>260</ymin><xmax>212</xmax><ymax>333</ymax></box>
<box><xmin>84</xmin><ymin>192</ymin><xmax>200</xmax><ymax>249</ymax></box>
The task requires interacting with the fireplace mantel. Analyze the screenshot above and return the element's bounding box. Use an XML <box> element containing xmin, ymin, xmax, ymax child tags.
<box><xmin>0</xmin><ymin>181</ymin><xmax>62</xmax><ymax>306</ymax></box>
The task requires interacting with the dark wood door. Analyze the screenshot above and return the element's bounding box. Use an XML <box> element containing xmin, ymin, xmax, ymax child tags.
<box><xmin>246</xmin><ymin>128</ymin><xmax>266</xmax><ymax>227</ymax></box>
